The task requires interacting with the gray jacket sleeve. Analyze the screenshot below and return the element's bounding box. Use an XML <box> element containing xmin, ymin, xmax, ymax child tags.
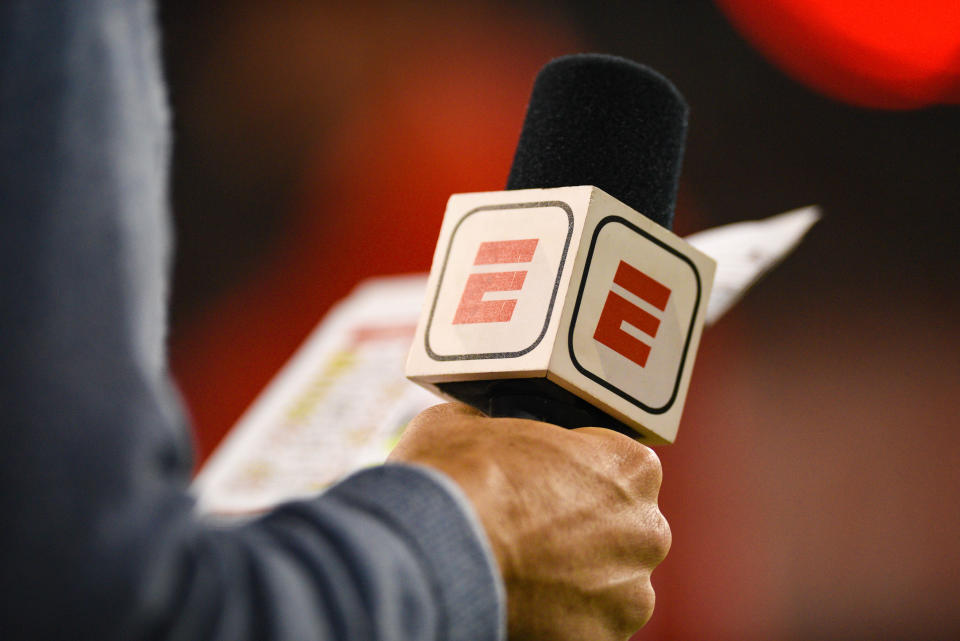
<box><xmin>0</xmin><ymin>2</ymin><xmax>504</xmax><ymax>640</ymax></box>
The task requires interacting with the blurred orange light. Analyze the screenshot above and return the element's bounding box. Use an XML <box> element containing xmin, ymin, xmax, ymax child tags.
<box><xmin>716</xmin><ymin>0</ymin><xmax>960</xmax><ymax>108</ymax></box>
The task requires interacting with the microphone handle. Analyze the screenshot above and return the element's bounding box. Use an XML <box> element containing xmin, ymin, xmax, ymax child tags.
<box><xmin>438</xmin><ymin>379</ymin><xmax>643</xmax><ymax>438</ymax></box>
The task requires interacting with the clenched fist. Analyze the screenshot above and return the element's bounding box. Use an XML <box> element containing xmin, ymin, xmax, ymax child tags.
<box><xmin>389</xmin><ymin>403</ymin><xmax>671</xmax><ymax>641</ymax></box>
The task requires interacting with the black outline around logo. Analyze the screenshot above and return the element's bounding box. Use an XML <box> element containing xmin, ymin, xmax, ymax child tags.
<box><xmin>567</xmin><ymin>216</ymin><xmax>702</xmax><ymax>415</ymax></box>
<box><xmin>425</xmin><ymin>201</ymin><xmax>574</xmax><ymax>361</ymax></box>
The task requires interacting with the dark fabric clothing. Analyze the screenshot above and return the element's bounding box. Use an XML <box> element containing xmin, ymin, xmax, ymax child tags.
<box><xmin>0</xmin><ymin>2</ymin><xmax>504</xmax><ymax>639</ymax></box>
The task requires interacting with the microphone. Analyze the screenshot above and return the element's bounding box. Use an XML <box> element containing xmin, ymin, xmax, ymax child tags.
<box><xmin>406</xmin><ymin>54</ymin><xmax>715</xmax><ymax>444</ymax></box>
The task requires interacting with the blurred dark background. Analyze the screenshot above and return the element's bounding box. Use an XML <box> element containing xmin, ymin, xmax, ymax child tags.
<box><xmin>159</xmin><ymin>1</ymin><xmax>960</xmax><ymax>639</ymax></box>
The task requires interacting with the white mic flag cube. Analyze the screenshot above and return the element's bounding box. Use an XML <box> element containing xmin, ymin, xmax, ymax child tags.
<box><xmin>406</xmin><ymin>186</ymin><xmax>715</xmax><ymax>444</ymax></box>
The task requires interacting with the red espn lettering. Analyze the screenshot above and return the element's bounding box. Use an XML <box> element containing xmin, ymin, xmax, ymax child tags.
<box><xmin>453</xmin><ymin>239</ymin><xmax>538</xmax><ymax>325</ymax></box>
<box><xmin>473</xmin><ymin>238</ymin><xmax>539</xmax><ymax>265</ymax></box>
<box><xmin>593</xmin><ymin>261</ymin><xmax>671</xmax><ymax>368</ymax></box>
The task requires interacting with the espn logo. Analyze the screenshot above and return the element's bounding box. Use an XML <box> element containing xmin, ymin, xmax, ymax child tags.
<box><xmin>592</xmin><ymin>261</ymin><xmax>671</xmax><ymax>368</ymax></box>
<box><xmin>423</xmin><ymin>200</ymin><xmax>573</xmax><ymax>361</ymax></box>
<box><xmin>453</xmin><ymin>239</ymin><xmax>539</xmax><ymax>325</ymax></box>
<box><xmin>568</xmin><ymin>215</ymin><xmax>704</xmax><ymax>415</ymax></box>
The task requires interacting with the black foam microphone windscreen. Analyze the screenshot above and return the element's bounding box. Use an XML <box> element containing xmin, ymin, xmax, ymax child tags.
<box><xmin>506</xmin><ymin>54</ymin><xmax>688</xmax><ymax>231</ymax></box>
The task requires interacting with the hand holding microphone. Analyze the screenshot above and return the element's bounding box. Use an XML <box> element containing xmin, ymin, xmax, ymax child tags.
<box><xmin>389</xmin><ymin>402</ymin><xmax>670</xmax><ymax>641</ymax></box>
<box><xmin>395</xmin><ymin>54</ymin><xmax>701</xmax><ymax>638</ymax></box>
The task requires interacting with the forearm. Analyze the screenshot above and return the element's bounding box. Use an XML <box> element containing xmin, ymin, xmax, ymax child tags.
<box><xmin>127</xmin><ymin>465</ymin><xmax>501</xmax><ymax>641</ymax></box>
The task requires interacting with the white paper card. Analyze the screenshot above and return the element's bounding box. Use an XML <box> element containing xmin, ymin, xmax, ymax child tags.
<box><xmin>192</xmin><ymin>207</ymin><xmax>818</xmax><ymax>514</ymax></box>
<box><xmin>688</xmin><ymin>206</ymin><xmax>820</xmax><ymax>325</ymax></box>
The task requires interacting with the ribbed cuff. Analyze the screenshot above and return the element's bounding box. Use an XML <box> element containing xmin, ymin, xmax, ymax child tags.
<box><xmin>326</xmin><ymin>464</ymin><xmax>505</xmax><ymax>641</ymax></box>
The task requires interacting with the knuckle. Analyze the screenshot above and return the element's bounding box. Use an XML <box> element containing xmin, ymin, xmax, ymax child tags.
<box><xmin>649</xmin><ymin>509</ymin><xmax>672</xmax><ymax>562</ymax></box>
<box><xmin>635</xmin><ymin>443</ymin><xmax>662</xmax><ymax>475</ymax></box>
<box><xmin>580</xmin><ymin>429</ymin><xmax>662</xmax><ymax>475</ymax></box>
<box><xmin>636</xmin><ymin>579</ymin><xmax>656</xmax><ymax>628</ymax></box>
<box><xmin>622</xmin><ymin>443</ymin><xmax>662</xmax><ymax>494</ymax></box>
<box><xmin>613</xmin><ymin>578</ymin><xmax>656</xmax><ymax>635</ymax></box>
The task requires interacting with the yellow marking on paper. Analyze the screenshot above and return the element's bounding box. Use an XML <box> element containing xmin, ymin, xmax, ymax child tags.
<box><xmin>285</xmin><ymin>350</ymin><xmax>356</xmax><ymax>422</ymax></box>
